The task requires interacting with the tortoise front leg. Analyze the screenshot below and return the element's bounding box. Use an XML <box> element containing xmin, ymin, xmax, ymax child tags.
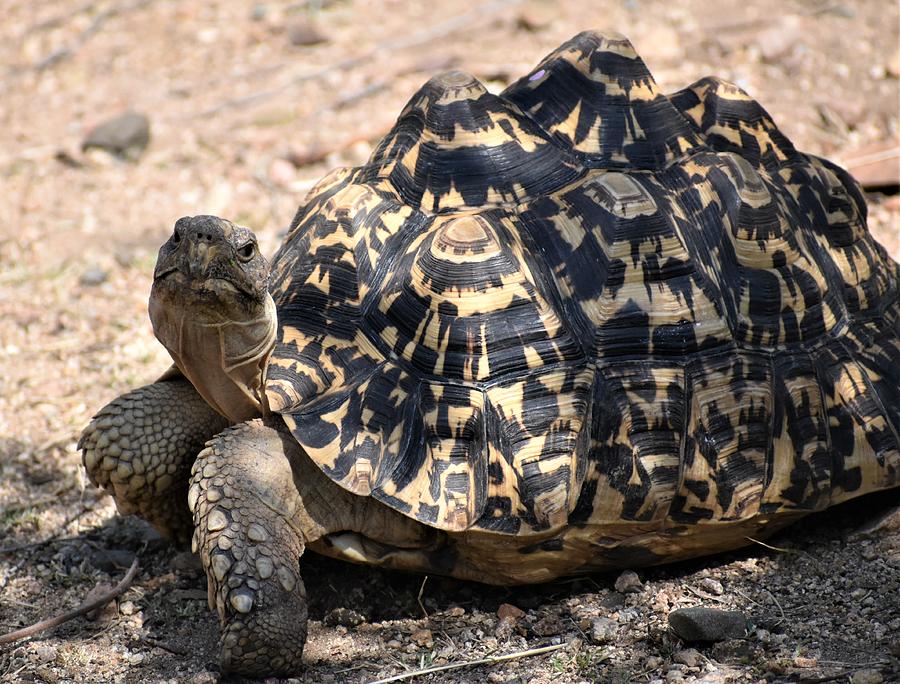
<box><xmin>80</xmin><ymin>376</ymin><xmax>230</xmax><ymax>543</ymax></box>
<box><xmin>189</xmin><ymin>417</ymin><xmax>435</xmax><ymax>677</ymax></box>
<box><xmin>189</xmin><ymin>419</ymin><xmax>312</xmax><ymax>676</ymax></box>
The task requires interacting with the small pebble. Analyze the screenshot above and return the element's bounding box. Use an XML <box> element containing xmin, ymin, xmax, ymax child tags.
<box><xmin>32</xmin><ymin>644</ymin><xmax>58</xmax><ymax>663</ymax></box>
<box><xmin>410</xmin><ymin>628</ymin><xmax>433</xmax><ymax>648</ymax></box>
<box><xmin>614</xmin><ymin>569</ymin><xmax>643</xmax><ymax>594</ymax></box>
<box><xmin>668</xmin><ymin>607</ymin><xmax>748</xmax><ymax>642</ymax></box>
<box><xmin>287</xmin><ymin>20</ymin><xmax>328</xmax><ymax>46</ymax></box>
<box><xmin>673</xmin><ymin>648</ymin><xmax>702</xmax><ymax>667</ymax></box>
<box><xmin>793</xmin><ymin>656</ymin><xmax>817</xmax><ymax>668</ymax></box>
<box><xmin>81</xmin><ymin>111</ymin><xmax>150</xmax><ymax>158</ymax></box>
<box><xmin>591</xmin><ymin>617</ymin><xmax>619</xmax><ymax>644</ymax></box>
<box><xmin>497</xmin><ymin>603</ymin><xmax>525</xmax><ymax>621</ymax></box>
<box><xmin>532</xmin><ymin>615</ymin><xmax>564</xmax><ymax>636</ymax></box>
<box><xmin>80</xmin><ymin>266</ymin><xmax>109</xmax><ymax>286</ymax></box>
<box><xmin>119</xmin><ymin>600</ymin><xmax>136</xmax><ymax>616</ymax></box>
<box><xmin>698</xmin><ymin>578</ymin><xmax>724</xmax><ymax>596</ymax></box>
<box><xmin>323</xmin><ymin>607</ymin><xmax>365</xmax><ymax>627</ymax></box>
<box><xmin>850</xmin><ymin>670</ymin><xmax>883</xmax><ymax>684</ymax></box>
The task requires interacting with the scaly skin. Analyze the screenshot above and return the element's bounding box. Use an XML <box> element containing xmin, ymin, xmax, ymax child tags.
<box><xmin>189</xmin><ymin>418</ymin><xmax>434</xmax><ymax>677</ymax></box>
<box><xmin>80</xmin><ymin>377</ymin><xmax>230</xmax><ymax>543</ymax></box>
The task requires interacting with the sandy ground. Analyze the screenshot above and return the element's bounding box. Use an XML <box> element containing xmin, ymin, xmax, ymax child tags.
<box><xmin>0</xmin><ymin>1</ymin><xmax>898</xmax><ymax>683</ymax></box>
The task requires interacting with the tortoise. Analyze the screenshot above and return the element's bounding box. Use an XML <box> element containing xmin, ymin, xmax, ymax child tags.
<box><xmin>80</xmin><ymin>30</ymin><xmax>900</xmax><ymax>677</ymax></box>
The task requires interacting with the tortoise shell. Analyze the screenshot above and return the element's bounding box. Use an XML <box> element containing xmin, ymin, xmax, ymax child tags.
<box><xmin>263</xmin><ymin>31</ymin><xmax>900</xmax><ymax>537</ymax></box>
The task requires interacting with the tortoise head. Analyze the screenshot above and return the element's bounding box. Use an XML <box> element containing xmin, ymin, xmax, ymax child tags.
<box><xmin>150</xmin><ymin>215</ymin><xmax>277</xmax><ymax>423</ymax></box>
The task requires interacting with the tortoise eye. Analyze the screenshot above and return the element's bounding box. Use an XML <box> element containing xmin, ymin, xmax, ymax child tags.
<box><xmin>237</xmin><ymin>242</ymin><xmax>256</xmax><ymax>261</ymax></box>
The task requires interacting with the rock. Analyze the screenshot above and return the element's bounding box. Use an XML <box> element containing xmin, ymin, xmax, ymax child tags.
<box><xmin>81</xmin><ymin>111</ymin><xmax>150</xmax><ymax>158</ymax></box>
<box><xmin>79</xmin><ymin>266</ymin><xmax>109</xmax><ymax>287</ymax></box>
<box><xmin>191</xmin><ymin>672</ymin><xmax>218</xmax><ymax>684</ymax></box>
<box><xmin>90</xmin><ymin>547</ymin><xmax>134</xmax><ymax>571</ymax></box>
<box><xmin>119</xmin><ymin>600</ymin><xmax>137</xmax><ymax>616</ymax></box>
<box><xmin>532</xmin><ymin>614</ymin><xmax>564</xmax><ymax>636</ymax></box>
<box><xmin>495</xmin><ymin>617</ymin><xmax>516</xmax><ymax>640</ymax></box>
<box><xmin>590</xmin><ymin>617</ymin><xmax>619</xmax><ymax>644</ymax></box>
<box><xmin>668</xmin><ymin>607</ymin><xmax>747</xmax><ymax>642</ymax></box>
<box><xmin>287</xmin><ymin>20</ymin><xmax>328</xmax><ymax>46</ymax></box>
<box><xmin>600</xmin><ymin>592</ymin><xmax>626</xmax><ymax>609</ymax></box>
<box><xmin>695</xmin><ymin>671</ymin><xmax>731</xmax><ymax>684</ymax></box>
<box><xmin>850</xmin><ymin>670</ymin><xmax>883</xmax><ymax>684</ymax></box>
<box><xmin>323</xmin><ymin>607</ymin><xmax>365</xmax><ymax>627</ymax></box>
<box><xmin>614</xmin><ymin>569</ymin><xmax>643</xmax><ymax>594</ymax></box>
<box><xmin>673</xmin><ymin>648</ymin><xmax>702</xmax><ymax>667</ymax></box>
<box><xmin>755</xmin><ymin>15</ymin><xmax>802</xmax><ymax>63</ymax></box>
<box><xmin>32</xmin><ymin>643</ymin><xmax>58</xmax><ymax>663</ymax></box>
<box><xmin>497</xmin><ymin>603</ymin><xmax>525</xmax><ymax>621</ymax></box>
<box><xmin>410</xmin><ymin>628</ymin><xmax>433</xmax><ymax>648</ymax></box>
<box><xmin>698</xmin><ymin>578</ymin><xmax>724</xmax><ymax>596</ymax></box>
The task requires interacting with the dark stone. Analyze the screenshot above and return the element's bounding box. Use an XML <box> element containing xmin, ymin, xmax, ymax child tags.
<box><xmin>82</xmin><ymin>111</ymin><xmax>150</xmax><ymax>158</ymax></box>
<box><xmin>90</xmin><ymin>547</ymin><xmax>136</xmax><ymax>573</ymax></box>
<box><xmin>287</xmin><ymin>20</ymin><xmax>328</xmax><ymax>47</ymax></box>
<box><xmin>323</xmin><ymin>607</ymin><xmax>366</xmax><ymax>627</ymax></box>
<box><xmin>668</xmin><ymin>607</ymin><xmax>748</xmax><ymax>642</ymax></box>
<box><xmin>80</xmin><ymin>266</ymin><xmax>109</xmax><ymax>286</ymax></box>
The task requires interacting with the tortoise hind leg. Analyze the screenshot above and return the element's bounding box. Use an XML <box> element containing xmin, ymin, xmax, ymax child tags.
<box><xmin>80</xmin><ymin>375</ymin><xmax>230</xmax><ymax>543</ymax></box>
<box><xmin>189</xmin><ymin>417</ymin><xmax>434</xmax><ymax>677</ymax></box>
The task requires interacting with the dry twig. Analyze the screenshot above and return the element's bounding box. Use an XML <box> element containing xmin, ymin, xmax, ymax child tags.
<box><xmin>34</xmin><ymin>0</ymin><xmax>157</xmax><ymax>71</ymax></box>
<box><xmin>367</xmin><ymin>643</ymin><xmax>567</xmax><ymax>684</ymax></box>
<box><xmin>416</xmin><ymin>575</ymin><xmax>429</xmax><ymax>618</ymax></box>
<box><xmin>0</xmin><ymin>556</ymin><xmax>139</xmax><ymax>645</ymax></box>
<box><xmin>23</xmin><ymin>1</ymin><xmax>98</xmax><ymax>36</ymax></box>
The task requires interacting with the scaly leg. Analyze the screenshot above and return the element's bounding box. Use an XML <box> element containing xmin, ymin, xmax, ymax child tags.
<box><xmin>80</xmin><ymin>376</ymin><xmax>230</xmax><ymax>543</ymax></box>
<box><xmin>189</xmin><ymin>417</ymin><xmax>433</xmax><ymax>676</ymax></box>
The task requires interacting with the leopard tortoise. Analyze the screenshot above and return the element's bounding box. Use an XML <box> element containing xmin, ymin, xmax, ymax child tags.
<box><xmin>81</xmin><ymin>30</ymin><xmax>900</xmax><ymax>676</ymax></box>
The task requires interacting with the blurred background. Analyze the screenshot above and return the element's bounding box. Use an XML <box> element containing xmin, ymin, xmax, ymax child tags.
<box><xmin>4</xmin><ymin>0</ymin><xmax>897</xmax><ymax>438</ymax></box>
<box><xmin>0</xmin><ymin>1</ymin><xmax>898</xmax><ymax>682</ymax></box>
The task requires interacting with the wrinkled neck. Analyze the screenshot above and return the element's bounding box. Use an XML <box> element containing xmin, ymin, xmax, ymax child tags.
<box><xmin>150</xmin><ymin>293</ymin><xmax>277</xmax><ymax>423</ymax></box>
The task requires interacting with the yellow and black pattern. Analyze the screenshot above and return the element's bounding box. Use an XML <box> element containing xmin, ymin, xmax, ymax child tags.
<box><xmin>266</xmin><ymin>31</ymin><xmax>899</xmax><ymax>543</ymax></box>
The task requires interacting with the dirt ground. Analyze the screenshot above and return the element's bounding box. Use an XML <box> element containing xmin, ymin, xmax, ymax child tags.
<box><xmin>1</xmin><ymin>1</ymin><xmax>899</xmax><ymax>683</ymax></box>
